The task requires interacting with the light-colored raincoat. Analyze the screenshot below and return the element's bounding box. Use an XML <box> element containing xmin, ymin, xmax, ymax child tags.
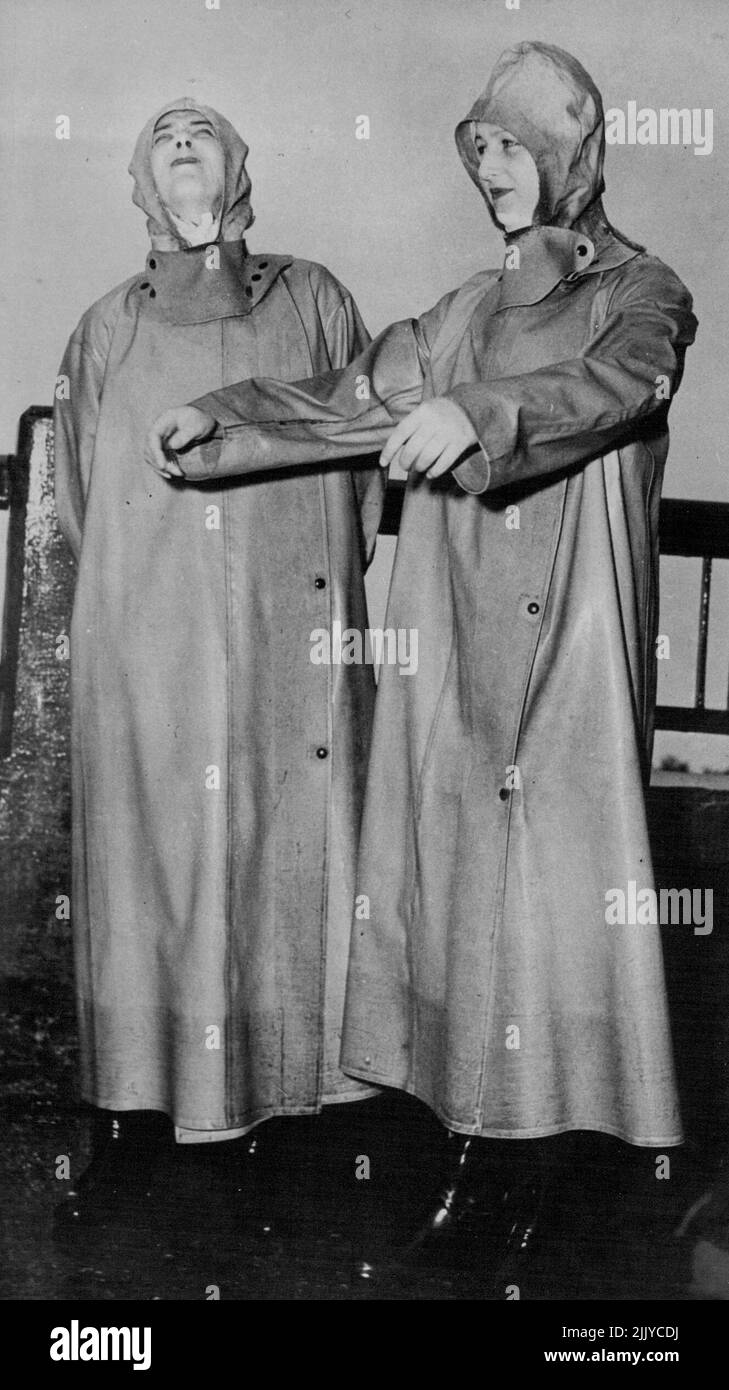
<box><xmin>54</xmin><ymin>99</ymin><xmax>384</xmax><ymax>1135</ymax></box>
<box><xmin>171</xmin><ymin>47</ymin><xmax>698</xmax><ymax>1145</ymax></box>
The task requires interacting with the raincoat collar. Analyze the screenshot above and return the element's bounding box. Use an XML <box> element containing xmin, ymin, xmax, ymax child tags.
<box><xmin>495</xmin><ymin>207</ymin><xmax>639</xmax><ymax>310</ymax></box>
<box><xmin>136</xmin><ymin>241</ymin><xmax>294</xmax><ymax>324</ymax></box>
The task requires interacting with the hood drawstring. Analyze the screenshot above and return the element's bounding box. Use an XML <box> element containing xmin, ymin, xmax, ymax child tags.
<box><xmin>165</xmin><ymin>208</ymin><xmax>222</xmax><ymax>248</ymax></box>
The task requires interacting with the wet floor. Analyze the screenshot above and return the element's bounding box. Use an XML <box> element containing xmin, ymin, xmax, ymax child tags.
<box><xmin>0</xmin><ymin>975</ymin><xmax>720</xmax><ymax>1301</ymax></box>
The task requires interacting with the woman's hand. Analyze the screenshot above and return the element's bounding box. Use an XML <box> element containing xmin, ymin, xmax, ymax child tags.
<box><xmin>145</xmin><ymin>406</ymin><xmax>218</xmax><ymax>477</ymax></box>
<box><xmin>379</xmin><ymin>398</ymin><xmax>479</xmax><ymax>477</ymax></box>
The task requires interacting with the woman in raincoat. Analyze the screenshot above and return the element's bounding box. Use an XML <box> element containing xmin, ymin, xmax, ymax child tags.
<box><xmin>54</xmin><ymin>99</ymin><xmax>384</xmax><ymax>1220</ymax></box>
<box><xmin>147</xmin><ymin>45</ymin><xmax>697</xmax><ymax>1265</ymax></box>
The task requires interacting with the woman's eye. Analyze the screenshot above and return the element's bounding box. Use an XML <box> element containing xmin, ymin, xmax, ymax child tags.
<box><xmin>502</xmin><ymin>139</ymin><xmax>520</xmax><ymax>151</ymax></box>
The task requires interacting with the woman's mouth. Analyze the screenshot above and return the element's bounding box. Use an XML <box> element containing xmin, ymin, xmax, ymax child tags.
<box><xmin>488</xmin><ymin>186</ymin><xmax>513</xmax><ymax>201</ymax></box>
<box><xmin>172</xmin><ymin>156</ymin><xmax>200</xmax><ymax>167</ymax></box>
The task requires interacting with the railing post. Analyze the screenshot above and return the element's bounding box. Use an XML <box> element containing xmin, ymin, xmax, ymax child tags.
<box><xmin>694</xmin><ymin>555</ymin><xmax>712</xmax><ymax>711</ymax></box>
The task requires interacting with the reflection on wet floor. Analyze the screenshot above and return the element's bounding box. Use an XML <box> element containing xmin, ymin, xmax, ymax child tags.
<box><xmin>0</xmin><ymin>976</ymin><xmax>717</xmax><ymax>1301</ymax></box>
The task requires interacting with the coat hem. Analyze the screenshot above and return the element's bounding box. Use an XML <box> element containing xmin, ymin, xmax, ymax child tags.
<box><xmin>81</xmin><ymin>1084</ymin><xmax>381</xmax><ymax>1139</ymax></box>
<box><xmin>341</xmin><ymin>1068</ymin><xmax>683</xmax><ymax>1147</ymax></box>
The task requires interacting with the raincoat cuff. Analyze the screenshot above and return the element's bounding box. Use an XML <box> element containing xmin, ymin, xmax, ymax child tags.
<box><xmin>173</xmin><ymin>389</ymin><xmax>240</xmax><ymax>477</ymax></box>
<box><xmin>174</xmin><ymin>436</ymin><xmax>222</xmax><ymax>478</ymax></box>
<box><xmin>452</xmin><ymin>446</ymin><xmax>492</xmax><ymax>494</ymax></box>
<box><xmin>447</xmin><ymin>384</ymin><xmax>515</xmax><ymax>494</ymax></box>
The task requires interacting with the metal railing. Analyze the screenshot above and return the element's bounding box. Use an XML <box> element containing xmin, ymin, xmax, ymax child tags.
<box><xmin>1</xmin><ymin>409</ymin><xmax>728</xmax><ymax>740</ymax></box>
<box><xmin>653</xmin><ymin>499</ymin><xmax>729</xmax><ymax>735</ymax></box>
<box><xmin>382</xmin><ymin>482</ymin><xmax>729</xmax><ymax>737</ymax></box>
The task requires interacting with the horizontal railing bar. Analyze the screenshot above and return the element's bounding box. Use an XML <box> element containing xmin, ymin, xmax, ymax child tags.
<box><xmin>659</xmin><ymin>498</ymin><xmax>729</xmax><ymax>559</ymax></box>
<box><xmin>655</xmin><ymin>706</ymin><xmax>729</xmax><ymax>735</ymax></box>
<box><xmin>382</xmin><ymin>485</ymin><xmax>729</xmax><ymax>556</ymax></box>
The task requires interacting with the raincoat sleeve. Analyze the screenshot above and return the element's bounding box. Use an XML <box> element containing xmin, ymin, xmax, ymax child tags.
<box><xmin>172</xmin><ymin>293</ymin><xmax>456</xmax><ymax>485</ymax></box>
<box><xmin>53</xmin><ymin>320</ymin><xmax>108</xmax><ymax>562</ymax></box>
<box><xmin>448</xmin><ymin>258</ymin><xmax>697</xmax><ymax>495</ymax></box>
<box><xmin>321</xmin><ymin>283</ymin><xmax>386</xmax><ymax>568</ymax></box>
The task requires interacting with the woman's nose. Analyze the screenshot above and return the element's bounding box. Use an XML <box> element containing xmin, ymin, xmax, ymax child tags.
<box><xmin>478</xmin><ymin>150</ymin><xmax>501</xmax><ymax>180</ymax></box>
<box><xmin>175</xmin><ymin>135</ymin><xmax>192</xmax><ymax>149</ymax></box>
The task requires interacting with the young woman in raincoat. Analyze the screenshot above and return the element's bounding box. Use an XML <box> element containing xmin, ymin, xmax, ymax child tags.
<box><xmin>53</xmin><ymin>99</ymin><xmax>384</xmax><ymax>1223</ymax></box>
<box><xmin>147</xmin><ymin>45</ymin><xmax>698</xmax><ymax>1271</ymax></box>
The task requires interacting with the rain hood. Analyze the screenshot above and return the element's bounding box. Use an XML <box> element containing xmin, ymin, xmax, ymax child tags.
<box><xmin>456</xmin><ymin>41</ymin><xmax>608</xmax><ymax>231</ymax></box>
<box><xmin>129</xmin><ymin>96</ymin><xmax>254</xmax><ymax>251</ymax></box>
<box><xmin>456</xmin><ymin>42</ymin><xmax>642</xmax><ymax>305</ymax></box>
<box><xmin>127</xmin><ymin>97</ymin><xmax>284</xmax><ymax>324</ymax></box>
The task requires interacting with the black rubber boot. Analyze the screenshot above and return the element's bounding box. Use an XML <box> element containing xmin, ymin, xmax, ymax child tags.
<box><xmin>53</xmin><ymin>1109</ymin><xmax>173</xmax><ymax>1232</ymax></box>
<box><xmin>356</xmin><ymin>1130</ymin><xmax>497</xmax><ymax>1281</ymax></box>
<box><xmin>404</xmin><ymin>1133</ymin><xmax>491</xmax><ymax>1254</ymax></box>
<box><xmin>487</xmin><ymin>1135</ymin><xmax>574</xmax><ymax>1296</ymax></box>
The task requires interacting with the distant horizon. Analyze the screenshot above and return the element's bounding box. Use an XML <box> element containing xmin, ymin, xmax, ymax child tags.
<box><xmin>652</xmin><ymin>764</ymin><xmax>729</xmax><ymax>785</ymax></box>
<box><xmin>656</xmin><ymin>752</ymin><xmax>729</xmax><ymax>775</ymax></box>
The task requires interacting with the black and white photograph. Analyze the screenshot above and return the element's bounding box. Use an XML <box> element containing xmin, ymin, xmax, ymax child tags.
<box><xmin>1</xmin><ymin>0</ymin><xmax>728</xmax><ymax>1347</ymax></box>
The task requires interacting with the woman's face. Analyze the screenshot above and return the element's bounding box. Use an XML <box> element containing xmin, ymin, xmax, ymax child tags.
<box><xmin>473</xmin><ymin>122</ymin><xmax>540</xmax><ymax>232</ymax></box>
<box><xmin>150</xmin><ymin>110</ymin><xmax>225</xmax><ymax>219</ymax></box>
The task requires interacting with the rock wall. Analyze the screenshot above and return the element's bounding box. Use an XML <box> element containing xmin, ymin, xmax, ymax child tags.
<box><xmin>0</xmin><ymin>409</ymin><xmax>75</xmax><ymax>981</ymax></box>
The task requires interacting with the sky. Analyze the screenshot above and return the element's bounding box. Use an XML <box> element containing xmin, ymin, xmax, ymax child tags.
<box><xmin>1</xmin><ymin>0</ymin><xmax>728</xmax><ymax>769</ymax></box>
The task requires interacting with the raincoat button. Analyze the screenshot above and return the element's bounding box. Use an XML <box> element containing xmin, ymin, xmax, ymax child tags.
<box><xmin>314</xmin><ymin>576</ymin><xmax>326</xmax><ymax>589</ymax></box>
<box><xmin>527</xmin><ymin>601</ymin><xmax>540</xmax><ymax>614</ymax></box>
<box><xmin>259</xmin><ymin>260</ymin><xmax>268</xmax><ymax>269</ymax></box>
<box><xmin>364</xmin><ymin>1056</ymin><xmax>371</xmax><ymax>1065</ymax></box>
<box><xmin>149</xmin><ymin>288</ymin><xmax>156</xmax><ymax>298</ymax></box>
<box><xmin>499</xmin><ymin>787</ymin><xmax>510</xmax><ymax>801</ymax></box>
<box><xmin>251</xmin><ymin>273</ymin><xmax>262</xmax><ymax>281</ymax></box>
<box><xmin>245</xmin><ymin>287</ymin><xmax>253</xmax><ymax>297</ymax></box>
<box><xmin>316</xmin><ymin>746</ymin><xmax>329</xmax><ymax>759</ymax></box>
<box><xmin>140</xmin><ymin>281</ymin><xmax>149</xmax><ymax>289</ymax></box>
<box><xmin>148</xmin><ymin>258</ymin><xmax>156</xmax><ymax>269</ymax></box>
